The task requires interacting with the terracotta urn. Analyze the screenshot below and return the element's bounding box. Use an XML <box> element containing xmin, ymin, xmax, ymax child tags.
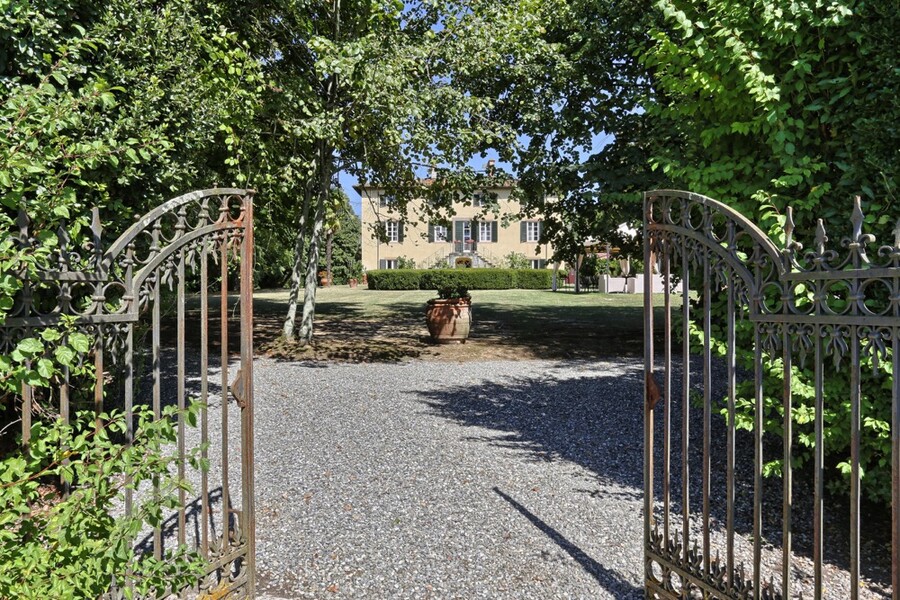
<box><xmin>425</xmin><ymin>297</ymin><xmax>472</xmax><ymax>343</ymax></box>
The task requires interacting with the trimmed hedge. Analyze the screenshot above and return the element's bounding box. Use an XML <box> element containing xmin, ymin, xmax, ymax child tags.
<box><xmin>366</xmin><ymin>268</ymin><xmax>552</xmax><ymax>291</ymax></box>
<box><xmin>515</xmin><ymin>269</ymin><xmax>552</xmax><ymax>289</ymax></box>
<box><xmin>366</xmin><ymin>269</ymin><xmax>424</xmax><ymax>290</ymax></box>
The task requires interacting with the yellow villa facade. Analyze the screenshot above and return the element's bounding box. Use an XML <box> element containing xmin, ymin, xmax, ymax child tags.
<box><xmin>357</xmin><ymin>181</ymin><xmax>555</xmax><ymax>271</ymax></box>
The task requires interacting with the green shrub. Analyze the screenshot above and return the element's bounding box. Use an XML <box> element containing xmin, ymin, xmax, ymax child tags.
<box><xmin>516</xmin><ymin>269</ymin><xmax>552</xmax><ymax>289</ymax></box>
<box><xmin>367</xmin><ymin>268</ymin><xmax>549</xmax><ymax>294</ymax></box>
<box><xmin>503</xmin><ymin>252</ymin><xmax>531</xmax><ymax>269</ymax></box>
<box><xmin>419</xmin><ymin>269</ymin><xmax>518</xmax><ymax>292</ymax></box>
<box><xmin>366</xmin><ymin>269</ymin><xmax>424</xmax><ymax>290</ymax></box>
<box><xmin>396</xmin><ymin>256</ymin><xmax>418</xmax><ymax>269</ymax></box>
<box><xmin>0</xmin><ymin>404</ymin><xmax>206</xmax><ymax>598</ymax></box>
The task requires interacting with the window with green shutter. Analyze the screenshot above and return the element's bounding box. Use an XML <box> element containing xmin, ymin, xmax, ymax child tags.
<box><xmin>454</xmin><ymin>220</ymin><xmax>466</xmax><ymax>242</ymax></box>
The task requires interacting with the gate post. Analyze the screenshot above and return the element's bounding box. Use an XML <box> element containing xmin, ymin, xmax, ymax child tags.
<box><xmin>240</xmin><ymin>193</ymin><xmax>256</xmax><ymax>597</ymax></box>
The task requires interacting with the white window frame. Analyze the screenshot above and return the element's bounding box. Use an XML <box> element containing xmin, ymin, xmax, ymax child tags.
<box><xmin>479</xmin><ymin>221</ymin><xmax>493</xmax><ymax>242</ymax></box>
<box><xmin>379</xmin><ymin>194</ymin><xmax>396</xmax><ymax>207</ymax></box>
<box><xmin>526</xmin><ymin>221</ymin><xmax>541</xmax><ymax>243</ymax></box>
<box><xmin>530</xmin><ymin>259</ymin><xmax>543</xmax><ymax>269</ymax></box>
<box><xmin>433</xmin><ymin>225</ymin><xmax>448</xmax><ymax>242</ymax></box>
<box><xmin>462</xmin><ymin>221</ymin><xmax>472</xmax><ymax>241</ymax></box>
<box><xmin>384</xmin><ymin>259</ymin><xmax>398</xmax><ymax>269</ymax></box>
<box><xmin>472</xmin><ymin>193</ymin><xmax>485</xmax><ymax>207</ymax></box>
<box><xmin>385</xmin><ymin>220</ymin><xmax>399</xmax><ymax>242</ymax></box>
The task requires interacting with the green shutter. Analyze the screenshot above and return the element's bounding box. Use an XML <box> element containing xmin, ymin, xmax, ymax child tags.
<box><xmin>471</xmin><ymin>220</ymin><xmax>478</xmax><ymax>242</ymax></box>
<box><xmin>538</xmin><ymin>221</ymin><xmax>543</xmax><ymax>240</ymax></box>
<box><xmin>491</xmin><ymin>221</ymin><xmax>498</xmax><ymax>242</ymax></box>
<box><xmin>454</xmin><ymin>221</ymin><xmax>464</xmax><ymax>242</ymax></box>
<box><xmin>428</xmin><ymin>224</ymin><xmax>435</xmax><ymax>243</ymax></box>
<box><xmin>520</xmin><ymin>221</ymin><xmax>527</xmax><ymax>242</ymax></box>
<box><xmin>379</xmin><ymin>259</ymin><xmax>386</xmax><ymax>269</ymax></box>
<box><xmin>398</xmin><ymin>221</ymin><xmax>404</xmax><ymax>242</ymax></box>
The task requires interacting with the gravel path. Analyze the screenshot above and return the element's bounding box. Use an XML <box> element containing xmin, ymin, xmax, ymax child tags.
<box><xmin>253</xmin><ymin>357</ymin><xmax>647</xmax><ymax>599</ymax></box>
<box><xmin>139</xmin><ymin>352</ymin><xmax>889</xmax><ymax>599</ymax></box>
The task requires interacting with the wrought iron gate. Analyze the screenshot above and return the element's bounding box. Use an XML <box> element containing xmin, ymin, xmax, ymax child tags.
<box><xmin>2</xmin><ymin>189</ymin><xmax>255</xmax><ymax>598</ymax></box>
<box><xmin>643</xmin><ymin>190</ymin><xmax>900</xmax><ymax>599</ymax></box>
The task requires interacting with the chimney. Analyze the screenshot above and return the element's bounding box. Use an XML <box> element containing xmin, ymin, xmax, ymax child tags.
<box><xmin>428</xmin><ymin>165</ymin><xmax>436</xmax><ymax>179</ymax></box>
<box><xmin>486</xmin><ymin>159</ymin><xmax>496</xmax><ymax>174</ymax></box>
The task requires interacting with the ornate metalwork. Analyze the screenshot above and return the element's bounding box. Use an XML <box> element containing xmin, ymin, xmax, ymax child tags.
<box><xmin>643</xmin><ymin>190</ymin><xmax>900</xmax><ymax>600</ymax></box>
<box><xmin>3</xmin><ymin>189</ymin><xmax>256</xmax><ymax>598</ymax></box>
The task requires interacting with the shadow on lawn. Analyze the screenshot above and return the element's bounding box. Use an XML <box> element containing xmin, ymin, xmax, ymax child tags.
<box><xmin>254</xmin><ymin>295</ymin><xmax>663</xmax><ymax>364</ymax></box>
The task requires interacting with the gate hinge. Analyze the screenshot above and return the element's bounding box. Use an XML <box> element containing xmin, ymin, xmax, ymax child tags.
<box><xmin>646</xmin><ymin>371</ymin><xmax>663</xmax><ymax>411</ymax></box>
<box><xmin>229</xmin><ymin>368</ymin><xmax>248</xmax><ymax>409</ymax></box>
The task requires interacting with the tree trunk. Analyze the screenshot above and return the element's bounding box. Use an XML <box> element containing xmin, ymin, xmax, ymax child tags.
<box><xmin>297</xmin><ymin>141</ymin><xmax>332</xmax><ymax>346</ymax></box>
<box><xmin>326</xmin><ymin>229</ymin><xmax>333</xmax><ymax>286</ymax></box>
<box><xmin>297</xmin><ymin>0</ymin><xmax>339</xmax><ymax>346</ymax></box>
<box><xmin>282</xmin><ymin>184</ymin><xmax>313</xmax><ymax>339</ymax></box>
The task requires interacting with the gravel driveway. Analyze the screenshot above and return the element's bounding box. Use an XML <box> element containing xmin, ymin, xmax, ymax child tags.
<box><xmin>253</xmin><ymin>357</ymin><xmax>647</xmax><ymax>599</ymax></box>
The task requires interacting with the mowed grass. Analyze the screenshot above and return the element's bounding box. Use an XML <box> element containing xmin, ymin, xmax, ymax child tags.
<box><xmin>253</xmin><ymin>286</ymin><xmax>679</xmax><ymax>363</ymax></box>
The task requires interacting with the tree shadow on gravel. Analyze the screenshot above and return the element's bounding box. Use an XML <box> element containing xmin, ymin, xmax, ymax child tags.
<box><xmin>494</xmin><ymin>487</ymin><xmax>643</xmax><ymax>599</ymax></box>
<box><xmin>416</xmin><ymin>360</ymin><xmax>892</xmax><ymax>598</ymax></box>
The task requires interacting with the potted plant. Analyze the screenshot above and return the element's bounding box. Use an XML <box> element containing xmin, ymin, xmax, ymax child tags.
<box><xmin>424</xmin><ymin>276</ymin><xmax>472</xmax><ymax>344</ymax></box>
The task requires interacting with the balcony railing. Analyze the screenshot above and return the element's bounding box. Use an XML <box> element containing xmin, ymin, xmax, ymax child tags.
<box><xmin>453</xmin><ymin>240</ymin><xmax>477</xmax><ymax>254</ymax></box>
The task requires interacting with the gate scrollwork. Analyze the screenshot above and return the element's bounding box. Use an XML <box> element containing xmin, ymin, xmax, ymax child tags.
<box><xmin>2</xmin><ymin>188</ymin><xmax>256</xmax><ymax>598</ymax></box>
<box><xmin>643</xmin><ymin>190</ymin><xmax>899</xmax><ymax>600</ymax></box>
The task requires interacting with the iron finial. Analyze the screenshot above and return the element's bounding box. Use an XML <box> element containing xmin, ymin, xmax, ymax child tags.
<box><xmin>850</xmin><ymin>195</ymin><xmax>864</xmax><ymax>244</ymax></box>
<box><xmin>91</xmin><ymin>207</ymin><xmax>102</xmax><ymax>244</ymax></box>
<box><xmin>16</xmin><ymin>208</ymin><xmax>29</xmax><ymax>243</ymax></box>
<box><xmin>784</xmin><ymin>207</ymin><xmax>794</xmax><ymax>245</ymax></box>
<box><xmin>814</xmin><ymin>219</ymin><xmax>827</xmax><ymax>255</ymax></box>
<box><xmin>893</xmin><ymin>217</ymin><xmax>900</xmax><ymax>249</ymax></box>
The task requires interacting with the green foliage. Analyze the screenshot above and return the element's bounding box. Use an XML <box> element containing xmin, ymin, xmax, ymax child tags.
<box><xmin>485</xmin><ymin>0</ymin><xmax>661</xmax><ymax>265</ymax></box>
<box><xmin>367</xmin><ymin>268</ymin><xmax>544</xmax><ymax>294</ymax></box>
<box><xmin>0</xmin><ymin>2</ymin><xmax>254</xmax><ymax>592</ymax></box>
<box><xmin>420</xmin><ymin>269</ymin><xmax>517</xmax><ymax>296</ymax></box>
<box><xmin>366</xmin><ymin>269</ymin><xmax>424</xmax><ymax>290</ymax></box>
<box><xmin>0</xmin><ymin>403</ymin><xmax>207</xmax><ymax>598</ymax></box>
<box><xmin>503</xmin><ymin>252</ymin><xmax>531</xmax><ymax>269</ymax></box>
<box><xmin>685</xmin><ymin>294</ymin><xmax>895</xmax><ymax>504</ymax></box>
<box><xmin>642</xmin><ymin>0</ymin><xmax>897</xmax><ymax>234</ymax></box>
<box><xmin>515</xmin><ymin>269</ymin><xmax>552</xmax><ymax>289</ymax></box>
<box><xmin>646</xmin><ymin>0</ymin><xmax>898</xmax><ymax>504</ymax></box>
<box><xmin>328</xmin><ymin>198</ymin><xmax>362</xmax><ymax>285</ymax></box>
<box><xmin>396</xmin><ymin>256</ymin><xmax>417</xmax><ymax>270</ymax></box>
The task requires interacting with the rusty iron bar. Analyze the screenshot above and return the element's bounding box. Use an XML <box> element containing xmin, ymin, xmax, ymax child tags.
<box><xmin>201</xmin><ymin>239</ymin><xmax>210</xmax><ymax>559</ymax></box>
<box><xmin>682</xmin><ymin>234</ymin><xmax>691</xmax><ymax>569</ymax></box>
<box><xmin>726</xmin><ymin>273</ymin><xmax>736</xmax><ymax>594</ymax></box>
<box><xmin>239</xmin><ymin>194</ymin><xmax>256</xmax><ymax>596</ymax></box>
<box><xmin>663</xmin><ymin>243</ymin><xmax>672</xmax><ymax>547</ymax></box>
<box><xmin>643</xmin><ymin>194</ymin><xmax>655</xmax><ymax>590</ymax></box>
<box><xmin>893</xmin><ymin>325</ymin><xmax>900</xmax><ymax>600</ymax></box>
<box><xmin>814</xmin><ymin>324</ymin><xmax>824</xmax><ymax>600</ymax></box>
<box><xmin>220</xmin><ymin>219</ymin><xmax>231</xmax><ymax>553</ymax></box>
<box><xmin>177</xmin><ymin>245</ymin><xmax>187</xmax><ymax>551</ymax></box>
<box><xmin>851</xmin><ymin>325</ymin><xmax>861</xmax><ymax>600</ymax></box>
<box><xmin>702</xmin><ymin>232</ymin><xmax>712</xmax><ymax>583</ymax></box>
<box><xmin>152</xmin><ymin>263</ymin><xmax>163</xmax><ymax>561</ymax></box>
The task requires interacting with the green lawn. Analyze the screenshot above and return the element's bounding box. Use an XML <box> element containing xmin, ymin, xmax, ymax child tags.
<box><xmin>255</xmin><ymin>286</ymin><xmax>679</xmax><ymax>363</ymax></box>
